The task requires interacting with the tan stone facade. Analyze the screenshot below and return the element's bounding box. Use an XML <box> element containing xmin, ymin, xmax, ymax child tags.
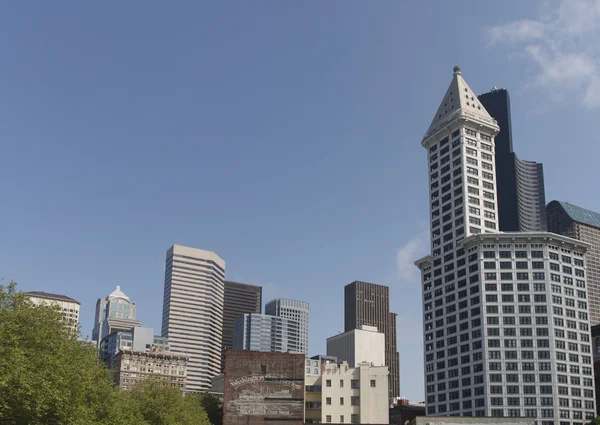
<box><xmin>113</xmin><ymin>348</ymin><xmax>188</xmax><ymax>391</ymax></box>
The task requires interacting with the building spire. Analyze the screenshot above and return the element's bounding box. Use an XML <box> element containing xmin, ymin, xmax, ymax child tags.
<box><xmin>424</xmin><ymin>67</ymin><xmax>498</xmax><ymax>142</ymax></box>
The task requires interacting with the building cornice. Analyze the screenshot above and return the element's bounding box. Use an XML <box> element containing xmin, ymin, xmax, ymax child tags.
<box><xmin>414</xmin><ymin>255</ymin><xmax>434</xmax><ymax>270</ymax></box>
<box><xmin>459</xmin><ymin>231</ymin><xmax>591</xmax><ymax>253</ymax></box>
<box><xmin>421</xmin><ymin>109</ymin><xmax>500</xmax><ymax>149</ymax></box>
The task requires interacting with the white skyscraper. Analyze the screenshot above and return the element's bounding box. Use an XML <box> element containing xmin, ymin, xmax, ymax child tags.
<box><xmin>415</xmin><ymin>67</ymin><xmax>595</xmax><ymax>422</ymax></box>
<box><xmin>161</xmin><ymin>244</ymin><xmax>225</xmax><ymax>392</ymax></box>
<box><xmin>265</xmin><ymin>298</ymin><xmax>309</xmax><ymax>355</ymax></box>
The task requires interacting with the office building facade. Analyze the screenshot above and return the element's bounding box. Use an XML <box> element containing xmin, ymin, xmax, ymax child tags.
<box><xmin>25</xmin><ymin>291</ymin><xmax>80</xmax><ymax>334</ymax></box>
<box><xmin>415</xmin><ymin>67</ymin><xmax>595</xmax><ymax>422</ymax></box>
<box><xmin>478</xmin><ymin>88</ymin><xmax>547</xmax><ymax>232</ymax></box>
<box><xmin>265</xmin><ymin>298</ymin><xmax>309</xmax><ymax>355</ymax></box>
<box><xmin>548</xmin><ymin>201</ymin><xmax>600</xmax><ymax>326</ymax></box>
<box><xmin>344</xmin><ymin>281</ymin><xmax>400</xmax><ymax>399</ymax></box>
<box><xmin>92</xmin><ymin>285</ymin><xmax>140</xmax><ymax>346</ymax></box>
<box><xmin>222</xmin><ymin>280</ymin><xmax>262</xmax><ymax>367</ymax></box>
<box><xmin>161</xmin><ymin>244</ymin><xmax>226</xmax><ymax>392</ymax></box>
<box><xmin>233</xmin><ymin>313</ymin><xmax>302</xmax><ymax>353</ymax></box>
<box><xmin>592</xmin><ymin>324</ymin><xmax>600</xmax><ymax>415</ymax></box>
<box><xmin>113</xmin><ymin>348</ymin><xmax>188</xmax><ymax>391</ymax></box>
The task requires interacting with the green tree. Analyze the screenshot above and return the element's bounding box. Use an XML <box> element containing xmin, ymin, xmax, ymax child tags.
<box><xmin>586</xmin><ymin>417</ymin><xmax>600</xmax><ymax>425</ymax></box>
<box><xmin>125</xmin><ymin>379</ymin><xmax>210</xmax><ymax>425</ymax></box>
<box><xmin>0</xmin><ymin>281</ymin><xmax>211</xmax><ymax>425</ymax></box>
<box><xmin>0</xmin><ymin>281</ymin><xmax>129</xmax><ymax>424</ymax></box>
<box><xmin>198</xmin><ymin>392</ymin><xmax>223</xmax><ymax>425</ymax></box>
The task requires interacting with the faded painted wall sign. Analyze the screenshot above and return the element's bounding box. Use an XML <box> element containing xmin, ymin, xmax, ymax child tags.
<box><xmin>229</xmin><ymin>374</ymin><xmax>303</xmax><ymax>390</ymax></box>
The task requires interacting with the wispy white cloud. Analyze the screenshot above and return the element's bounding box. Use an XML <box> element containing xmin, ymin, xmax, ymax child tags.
<box><xmin>488</xmin><ymin>20</ymin><xmax>547</xmax><ymax>44</ymax></box>
<box><xmin>396</xmin><ymin>229</ymin><xmax>428</xmax><ymax>283</ymax></box>
<box><xmin>488</xmin><ymin>0</ymin><xmax>600</xmax><ymax>108</ymax></box>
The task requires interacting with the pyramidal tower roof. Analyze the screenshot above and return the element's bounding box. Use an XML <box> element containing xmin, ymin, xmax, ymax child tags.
<box><xmin>107</xmin><ymin>285</ymin><xmax>130</xmax><ymax>301</ymax></box>
<box><xmin>424</xmin><ymin>66</ymin><xmax>498</xmax><ymax>142</ymax></box>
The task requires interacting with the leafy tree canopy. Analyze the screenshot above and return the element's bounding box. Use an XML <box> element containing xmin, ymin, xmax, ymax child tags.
<box><xmin>0</xmin><ymin>281</ymin><xmax>211</xmax><ymax>425</ymax></box>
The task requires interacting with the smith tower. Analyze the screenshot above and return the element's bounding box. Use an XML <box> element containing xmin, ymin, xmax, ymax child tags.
<box><xmin>416</xmin><ymin>68</ymin><xmax>595</xmax><ymax>421</ymax></box>
<box><xmin>424</xmin><ymin>66</ymin><xmax>500</xmax><ymax>248</ymax></box>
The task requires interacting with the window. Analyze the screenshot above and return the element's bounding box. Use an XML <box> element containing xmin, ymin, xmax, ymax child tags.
<box><xmin>326</xmin><ymin>397</ymin><xmax>331</xmax><ymax>405</ymax></box>
<box><xmin>326</xmin><ymin>416</ymin><xmax>331</xmax><ymax>423</ymax></box>
<box><xmin>351</xmin><ymin>396</ymin><xmax>360</xmax><ymax>406</ymax></box>
<box><xmin>370</xmin><ymin>380</ymin><xmax>376</xmax><ymax>388</ymax></box>
<box><xmin>351</xmin><ymin>380</ymin><xmax>359</xmax><ymax>389</ymax></box>
<box><xmin>326</xmin><ymin>379</ymin><xmax>331</xmax><ymax>387</ymax></box>
<box><xmin>340</xmin><ymin>416</ymin><xmax>344</xmax><ymax>424</ymax></box>
<box><xmin>340</xmin><ymin>397</ymin><xmax>344</xmax><ymax>405</ymax></box>
<box><xmin>339</xmin><ymin>379</ymin><xmax>344</xmax><ymax>388</ymax></box>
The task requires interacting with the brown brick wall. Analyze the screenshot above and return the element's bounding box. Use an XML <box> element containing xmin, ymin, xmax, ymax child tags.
<box><xmin>223</xmin><ymin>350</ymin><xmax>305</xmax><ymax>425</ymax></box>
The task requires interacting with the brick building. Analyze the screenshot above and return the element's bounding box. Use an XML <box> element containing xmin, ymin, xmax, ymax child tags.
<box><xmin>223</xmin><ymin>350</ymin><xmax>305</xmax><ymax>425</ymax></box>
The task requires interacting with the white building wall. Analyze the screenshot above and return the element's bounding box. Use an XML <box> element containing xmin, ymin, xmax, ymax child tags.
<box><xmin>319</xmin><ymin>362</ymin><xmax>389</xmax><ymax>424</ymax></box>
<box><xmin>326</xmin><ymin>326</ymin><xmax>385</xmax><ymax>368</ymax></box>
<box><xmin>358</xmin><ymin>364</ymin><xmax>389</xmax><ymax>424</ymax></box>
<box><xmin>161</xmin><ymin>244</ymin><xmax>225</xmax><ymax>393</ymax></box>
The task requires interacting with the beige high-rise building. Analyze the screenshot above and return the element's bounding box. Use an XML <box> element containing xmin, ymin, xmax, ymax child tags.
<box><xmin>25</xmin><ymin>291</ymin><xmax>80</xmax><ymax>334</ymax></box>
<box><xmin>161</xmin><ymin>244</ymin><xmax>225</xmax><ymax>393</ymax></box>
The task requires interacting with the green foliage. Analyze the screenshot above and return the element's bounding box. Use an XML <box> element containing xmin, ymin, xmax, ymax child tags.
<box><xmin>586</xmin><ymin>418</ymin><xmax>600</xmax><ymax>425</ymax></box>
<box><xmin>198</xmin><ymin>392</ymin><xmax>223</xmax><ymax>425</ymax></box>
<box><xmin>125</xmin><ymin>380</ymin><xmax>210</xmax><ymax>425</ymax></box>
<box><xmin>0</xmin><ymin>281</ymin><xmax>210</xmax><ymax>425</ymax></box>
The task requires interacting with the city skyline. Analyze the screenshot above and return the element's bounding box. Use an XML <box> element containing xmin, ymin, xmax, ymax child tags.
<box><xmin>3</xmin><ymin>1</ymin><xmax>600</xmax><ymax>403</ymax></box>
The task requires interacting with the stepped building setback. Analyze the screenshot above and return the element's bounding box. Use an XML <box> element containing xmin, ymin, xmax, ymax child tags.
<box><xmin>415</xmin><ymin>67</ymin><xmax>595</xmax><ymax>422</ymax></box>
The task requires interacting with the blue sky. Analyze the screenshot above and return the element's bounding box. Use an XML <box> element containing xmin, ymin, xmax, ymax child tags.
<box><xmin>2</xmin><ymin>1</ymin><xmax>600</xmax><ymax>401</ymax></box>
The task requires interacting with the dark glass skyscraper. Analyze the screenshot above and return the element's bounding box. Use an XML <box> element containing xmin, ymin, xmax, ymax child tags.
<box><xmin>478</xmin><ymin>88</ymin><xmax>547</xmax><ymax>232</ymax></box>
<box><xmin>222</xmin><ymin>280</ymin><xmax>262</xmax><ymax>369</ymax></box>
<box><xmin>344</xmin><ymin>280</ymin><xmax>399</xmax><ymax>399</ymax></box>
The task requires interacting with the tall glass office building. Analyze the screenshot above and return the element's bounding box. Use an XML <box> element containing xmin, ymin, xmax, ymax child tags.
<box><xmin>478</xmin><ymin>88</ymin><xmax>547</xmax><ymax>232</ymax></box>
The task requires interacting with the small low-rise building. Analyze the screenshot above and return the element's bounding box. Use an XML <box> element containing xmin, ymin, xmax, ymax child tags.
<box><xmin>305</xmin><ymin>361</ymin><xmax>389</xmax><ymax>424</ymax></box>
<box><xmin>389</xmin><ymin>399</ymin><xmax>425</xmax><ymax>425</ymax></box>
<box><xmin>306</xmin><ymin>355</ymin><xmax>337</xmax><ymax>377</ymax></box>
<box><xmin>113</xmin><ymin>348</ymin><xmax>188</xmax><ymax>391</ymax></box>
